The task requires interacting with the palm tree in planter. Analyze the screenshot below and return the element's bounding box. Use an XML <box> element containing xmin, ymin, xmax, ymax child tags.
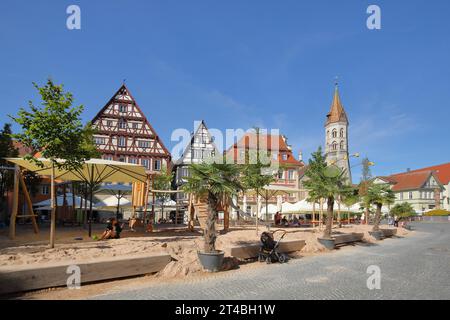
<box><xmin>183</xmin><ymin>162</ymin><xmax>243</xmax><ymax>272</ymax></box>
<box><xmin>303</xmin><ymin>147</ymin><xmax>355</xmax><ymax>245</ymax></box>
<box><xmin>364</xmin><ymin>183</ymin><xmax>396</xmax><ymax>239</ymax></box>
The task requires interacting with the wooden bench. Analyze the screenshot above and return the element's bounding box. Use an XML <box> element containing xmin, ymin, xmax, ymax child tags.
<box><xmin>333</xmin><ymin>233</ymin><xmax>364</xmax><ymax>246</ymax></box>
<box><xmin>0</xmin><ymin>253</ymin><xmax>171</xmax><ymax>295</ymax></box>
<box><xmin>380</xmin><ymin>228</ymin><xmax>397</xmax><ymax>238</ymax></box>
<box><xmin>224</xmin><ymin>240</ymin><xmax>306</xmax><ymax>259</ymax></box>
<box><xmin>318</xmin><ymin>232</ymin><xmax>364</xmax><ymax>250</ymax></box>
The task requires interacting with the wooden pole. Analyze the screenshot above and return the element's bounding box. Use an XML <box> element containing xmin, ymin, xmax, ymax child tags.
<box><xmin>50</xmin><ymin>163</ymin><xmax>56</xmax><ymax>248</ymax></box>
<box><xmin>8</xmin><ymin>165</ymin><xmax>19</xmax><ymax>240</ymax></box>
<box><xmin>337</xmin><ymin>195</ymin><xmax>341</xmax><ymax>226</ymax></box>
<box><xmin>18</xmin><ymin>171</ymin><xmax>39</xmax><ymax>234</ymax></box>
<box><xmin>143</xmin><ymin>176</ymin><xmax>150</xmax><ymax>227</ymax></box>
<box><xmin>319</xmin><ymin>198</ymin><xmax>323</xmax><ymax>230</ymax></box>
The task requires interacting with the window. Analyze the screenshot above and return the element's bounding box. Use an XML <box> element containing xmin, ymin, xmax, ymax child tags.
<box><xmin>42</xmin><ymin>185</ymin><xmax>50</xmax><ymax>195</ymax></box>
<box><xmin>282</xmin><ymin>154</ymin><xmax>288</xmax><ymax>161</ymax></box>
<box><xmin>132</xmin><ymin>123</ymin><xmax>139</xmax><ymax>129</ymax></box>
<box><xmin>128</xmin><ymin>158</ymin><xmax>137</xmax><ymax>164</ymax></box>
<box><xmin>118</xmin><ymin>120</ymin><xmax>127</xmax><ymax>129</ymax></box>
<box><xmin>332</xmin><ymin>141</ymin><xmax>337</xmax><ymax>151</ymax></box>
<box><xmin>400</xmin><ymin>192</ymin><xmax>404</xmax><ymax>200</ymax></box>
<box><xmin>119</xmin><ymin>104</ymin><xmax>127</xmax><ymax>113</ymax></box>
<box><xmin>118</xmin><ymin>136</ymin><xmax>126</xmax><ymax>147</ymax></box>
<box><xmin>332</xmin><ymin>129</ymin><xmax>337</xmax><ymax>138</ymax></box>
<box><xmin>138</xmin><ymin>140</ymin><xmax>150</xmax><ymax>148</ymax></box>
<box><xmin>340</xmin><ymin>128</ymin><xmax>344</xmax><ymax>138</ymax></box>
<box><xmin>340</xmin><ymin>141</ymin><xmax>345</xmax><ymax>150</ymax></box>
<box><xmin>420</xmin><ymin>191</ymin><xmax>423</xmax><ymax>199</ymax></box>
<box><xmin>277</xmin><ymin>170</ymin><xmax>284</xmax><ymax>180</ymax></box>
<box><xmin>141</xmin><ymin>159</ymin><xmax>149</xmax><ymax>169</ymax></box>
<box><xmin>104</xmin><ymin>155</ymin><xmax>113</xmax><ymax>161</ymax></box>
<box><xmin>409</xmin><ymin>192</ymin><xmax>413</xmax><ymax>200</ymax></box>
<box><xmin>193</xmin><ymin>149</ymin><xmax>202</xmax><ymax>159</ymax></box>
<box><xmin>118</xmin><ymin>157</ymin><xmax>125</xmax><ymax>162</ymax></box>
<box><xmin>288</xmin><ymin>170</ymin><xmax>295</xmax><ymax>180</ymax></box>
<box><xmin>107</xmin><ymin>120</ymin><xmax>113</xmax><ymax>128</ymax></box>
<box><xmin>154</xmin><ymin>159</ymin><xmax>161</xmax><ymax>171</ymax></box>
<box><xmin>272</xmin><ymin>151</ymin><xmax>278</xmax><ymax>160</ymax></box>
<box><xmin>94</xmin><ymin>137</ymin><xmax>105</xmax><ymax>145</ymax></box>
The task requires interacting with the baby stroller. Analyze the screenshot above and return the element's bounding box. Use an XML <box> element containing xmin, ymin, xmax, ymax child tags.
<box><xmin>258</xmin><ymin>230</ymin><xmax>288</xmax><ymax>264</ymax></box>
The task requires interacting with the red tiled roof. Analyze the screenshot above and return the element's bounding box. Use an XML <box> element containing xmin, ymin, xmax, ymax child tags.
<box><xmin>13</xmin><ymin>141</ymin><xmax>33</xmax><ymax>156</ymax></box>
<box><xmin>382</xmin><ymin>171</ymin><xmax>442</xmax><ymax>192</ymax></box>
<box><xmin>226</xmin><ymin>133</ymin><xmax>304</xmax><ymax>167</ymax></box>
<box><xmin>396</xmin><ymin>163</ymin><xmax>450</xmax><ymax>185</ymax></box>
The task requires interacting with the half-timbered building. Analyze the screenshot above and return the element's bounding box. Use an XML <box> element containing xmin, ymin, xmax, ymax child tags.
<box><xmin>91</xmin><ymin>84</ymin><xmax>171</xmax><ymax>173</ymax></box>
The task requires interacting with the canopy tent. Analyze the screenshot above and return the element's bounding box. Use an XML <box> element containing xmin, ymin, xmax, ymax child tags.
<box><xmin>97</xmin><ymin>184</ymin><xmax>133</xmax><ymax>219</ymax></box>
<box><xmin>95</xmin><ymin>195</ymin><xmax>132</xmax><ymax>207</ymax></box>
<box><xmin>33</xmin><ymin>193</ymin><xmax>93</xmax><ymax>208</ymax></box>
<box><xmin>6</xmin><ymin>158</ymin><xmax>148</xmax><ymax>241</ymax></box>
<box><xmin>260</xmin><ymin>204</ymin><xmax>278</xmax><ymax>215</ymax></box>
<box><xmin>246</xmin><ymin>184</ymin><xmax>303</xmax><ymax>233</ymax></box>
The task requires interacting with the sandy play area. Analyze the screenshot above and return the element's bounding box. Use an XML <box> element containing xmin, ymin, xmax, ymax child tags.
<box><xmin>0</xmin><ymin>223</ymin><xmax>411</xmax><ymax>279</ymax></box>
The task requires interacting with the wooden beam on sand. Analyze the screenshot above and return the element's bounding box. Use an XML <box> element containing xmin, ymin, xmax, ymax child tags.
<box><xmin>0</xmin><ymin>253</ymin><xmax>171</xmax><ymax>295</ymax></box>
<box><xmin>224</xmin><ymin>240</ymin><xmax>306</xmax><ymax>259</ymax></box>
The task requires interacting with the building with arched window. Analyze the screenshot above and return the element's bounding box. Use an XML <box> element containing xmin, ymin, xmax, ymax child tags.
<box><xmin>324</xmin><ymin>83</ymin><xmax>351</xmax><ymax>182</ymax></box>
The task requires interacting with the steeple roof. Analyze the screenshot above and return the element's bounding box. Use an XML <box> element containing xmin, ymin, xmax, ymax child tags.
<box><xmin>325</xmin><ymin>85</ymin><xmax>348</xmax><ymax>125</ymax></box>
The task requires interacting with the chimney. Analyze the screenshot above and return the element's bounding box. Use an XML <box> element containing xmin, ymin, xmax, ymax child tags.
<box><xmin>298</xmin><ymin>151</ymin><xmax>303</xmax><ymax>161</ymax></box>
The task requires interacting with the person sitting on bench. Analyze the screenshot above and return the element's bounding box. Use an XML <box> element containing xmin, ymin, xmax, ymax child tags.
<box><xmin>100</xmin><ymin>218</ymin><xmax>124</xmax><ymax>240</ymax></box>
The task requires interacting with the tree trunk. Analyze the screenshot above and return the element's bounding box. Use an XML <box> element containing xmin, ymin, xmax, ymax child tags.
<box><xmin>323</xmin><ymin>197</ymin><xmax>334</xmax><ymax>239</ymax></box>
<box><xmin>204</xmin><ymin>192</ymin><xmax>218</xmax><ymax>253</ymax></box>
<box><xmin>50</xmin><ymin>163</ymin><xmax>56</xmax><ymax>248</ymax></box>
<box><xmin>372</xmin><ymin>203</ymin><xmax>382</xmax><ymax>232</ymax></box>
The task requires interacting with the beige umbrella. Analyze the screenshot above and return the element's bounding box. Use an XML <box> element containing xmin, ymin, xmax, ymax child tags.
<box><xmin>6</xmin><ymin>158</ymin><xmax>148</xmax><ymax>240</ymax></box>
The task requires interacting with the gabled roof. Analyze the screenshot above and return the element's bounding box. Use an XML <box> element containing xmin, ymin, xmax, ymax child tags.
<box><xmin>91</xmin><ymin>84</ymin><xmax>171</xmax><ymax>157</ymax></box>
<box><xmin>380</xmin><ymin>171</ymin><xmax>443</xmax><ymax>192</ymax></box>
<box><xmin>174</xmin><ymin>120</ymin><xmax>219</xmax><ymax>165</ymax></box>
<box><xmin>325</xmin><ymin>85</ymin><xmax>348</xmax><ymax>125</ymax></box>
<box><xmin>394</xmin><ymin>162</ymin><xmax>450</xmax><ymax>185</ymax></box>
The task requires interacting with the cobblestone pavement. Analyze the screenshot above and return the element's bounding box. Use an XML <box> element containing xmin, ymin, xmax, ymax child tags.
<box><xmin>93</xmin><ymin>222</ymin><xmax>450</xmax><ymax>300</ymax></box>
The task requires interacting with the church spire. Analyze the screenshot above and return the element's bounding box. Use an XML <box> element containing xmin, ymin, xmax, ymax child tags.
<box><xmin>325</xmin><ymin>79</ymin><xmax>348</xmax><ymax>126</ymax></box>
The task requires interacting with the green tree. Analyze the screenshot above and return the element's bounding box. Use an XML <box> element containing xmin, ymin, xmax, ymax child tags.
<box><xmin>9</xmin><ymin>79</ymin><xmax>96</xmax><ymax>247</ymax></box>
<box><xmin>183</xmin><ymin>162</ymin><xmax>242</xmax><ymax>252</ymax></box>
<box><xmin>360</xmin><ymin>157</ymin><xmax>373</xmax><ymax>182</ymax></box>
<box><xmin>0</xmin><ymin>123</ymin><xmax>19</xmax><ymax>221</ymax></box>
<box><xmin>341</xmin><ymin>192</ymin><xmax>360</xmax><ymax>222</ymax></box>
<box><xmin>303</xmin><ymin>147</ymin><xmax>355</xmax><ymax>239</ymax></box>
<box><xmin>364</xmin><ymin>183</ymin><xmax>396</xmax><ymax>231</ymax></box>
<box><xmin>390</xmin><ymin>202</ymin><xmax>416</xmax><ymax>219</ymax></box>
<box><xmin>153</xmin><ymin>166</ymin><xmax>175</xmax><ymax>221</ymax></box>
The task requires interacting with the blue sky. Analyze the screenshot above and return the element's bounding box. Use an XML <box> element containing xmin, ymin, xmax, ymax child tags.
<box><xmin>1</xmin><ymin>0</ymin><xmax>449</xmax><ymax>179</ymax></box>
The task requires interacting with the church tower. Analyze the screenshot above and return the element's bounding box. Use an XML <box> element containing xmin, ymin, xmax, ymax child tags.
<box><xmin>325</xmin><ymin>82</ymin><xmax>352</xmax><ymax>183</ymax></box>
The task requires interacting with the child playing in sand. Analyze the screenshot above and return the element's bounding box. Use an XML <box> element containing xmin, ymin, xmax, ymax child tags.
<box><xmin>99</xmin><ymin>218</ymin><xmax>124</xmax><ymax>240</ymax></box>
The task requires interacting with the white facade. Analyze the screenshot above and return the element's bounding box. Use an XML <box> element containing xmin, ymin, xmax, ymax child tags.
<box><xmin>174</xmin><ymin>121</ymin><xmax>219</xmax><ymax>202</ymax></box>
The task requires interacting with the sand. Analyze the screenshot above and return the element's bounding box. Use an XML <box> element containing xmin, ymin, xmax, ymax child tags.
<box><xmin>0</xmin><ymin>224</ymin><xmax>411</xmax><ymax>280</ymax></box>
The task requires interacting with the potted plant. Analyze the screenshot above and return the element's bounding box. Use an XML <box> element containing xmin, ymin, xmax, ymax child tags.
<box><xmin>303</xmin><ymin>147</ymin><xmax>356</xmax><ymax>250</ymax></box>
<box><xmin>183</xmin><ymin>162</ymin><xmax>242</xmax><ymax>272</ymax></box>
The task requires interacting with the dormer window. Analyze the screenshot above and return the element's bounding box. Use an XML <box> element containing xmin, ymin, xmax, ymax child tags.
<box><xmin>282</xmin><ymin>154</ymin><xmax>288</xmax><ymax>161</ymax></box>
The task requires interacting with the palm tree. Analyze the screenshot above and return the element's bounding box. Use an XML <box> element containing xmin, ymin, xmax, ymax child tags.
<box><xmin>183</xmin><ymin>162</ymin><xmax>243</xmax><ymax>253</ymax></box>
<box><xmin>390</xmin><ymin>202</ymin><xmax>416</xmax><ymax>220</ymax></box>
<box><xmin>304</xmin><ymin>147</ymin><xmax>355</xmax><ymax>239</ymax></box>
<box><xmin>341</xmin><ymin>193</ymin><xmax>359</xmax><ymax>224</ymax></box>
<box><xmin>365</xmin><ymin>183</ymin><xmax>396</xmax><ymax>231</ymax></box>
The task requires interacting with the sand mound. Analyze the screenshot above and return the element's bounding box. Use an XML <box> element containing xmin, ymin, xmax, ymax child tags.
<box><xmin>0</xmin><ymin>224</ymin><xmax>411</xmax><ymax>279</ymax></box>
